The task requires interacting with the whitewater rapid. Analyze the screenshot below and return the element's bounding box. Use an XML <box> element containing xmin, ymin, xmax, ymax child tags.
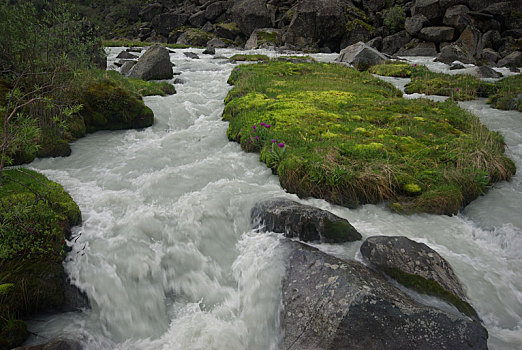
<box><xmin>24</xmin><ymin>48</ymin><xmax>522</xmax><ymax>349</ymax></box>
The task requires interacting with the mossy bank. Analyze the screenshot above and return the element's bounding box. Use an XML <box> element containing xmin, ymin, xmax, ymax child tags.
<box><xmin>223</xmin><ymin>60</ymin><xmax>515</xmax><ymax>214</ymax></box>
<box><xmin>0</xmin><ymin>169</ymin><xmax>81</xmax><ymax>349</ymax></box>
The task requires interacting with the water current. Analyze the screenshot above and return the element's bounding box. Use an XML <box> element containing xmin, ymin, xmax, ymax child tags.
<box><xmin>24</xmin><ymin>49</ymin><xmax>522</xmax><ymax>349</ymax></box>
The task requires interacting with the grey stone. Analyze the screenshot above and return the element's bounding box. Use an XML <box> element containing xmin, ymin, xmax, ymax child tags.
<box><xmin>411</xmin><ymin>0</ymin><xmax>443</xmax><ymax>21</ymax></box>
<box><xmin>139</xmin><ymin>3</ymin><xmax>163</xmax><ymax>22</ymax></box>
<box><xmin>443</xmin><ymin>4</ymin><xmax>472</xmax><ymax>33</ymax></box>
<box><xmin>128</xmin><ymin>44</ymin><xmax>173</xmax><ymax>80</ymax></box>
<box><xmin>463</xmin><ymin>65</ymin><xmax>502</xmax><ymax>78</ymax></box>
<box><xmin>183</xmin><ymin>52</ymin><xmax>200</xmax><ymax>59</ymax></box>
<box><xmin>381</xmin><ymin>30</ymin><xmax>411</xmax><ymax>55</ymax></box>
<box><xmin>116</xmin><ymin>51</ymin><xmax>138</xmax><ymax>59</ymax></box>
<box><xmin>436</xmin><ymin>43</ymin><xmax>476</xmax><ymax>64</ymax></box>
<box><xmin>207</xmin><ymin>37</ymin><xmax>227</xmax><ymax>48</ymax></box>
<box><xmin>405</xmin><ymin>14</ymin><xmax>429</xmax><ymax>36</ymax></box>
<box><xmin>189</xmin><ymin>10</ymin><xmax>207</xmax><ymax>27</ymax></box>
<box><xmin>396</xmin><ymin>40</ymin><xmax>438</xmax><ymax>56</ymax></box>
<box><xmin>418</xmin><ymin>26</ymin><xmax>455</xmax><ymax>42</ymax></box>
<box><xmin>205</xmin><ymin>1</ymin><xmax>228</xmax><ymax>20</ymax></box>
<box><xmin>245</xmin><ymin>28</ymin><xmax>282</xmax><ymax>49</ymax></box>
<box><xmin>173</xmin><ymin>78</ymin><xmax>185</xmax><ymax>84</ymax></box>
<box><xmin>450</xmin><ymin>62</ymin><xmax>466</xmax><ymax>69</ymax></box>
<box><xmin>251</xmin><ymin>198</ymin><xmax>362</xmax><ymax>243</ymax></box>
<box><xmin>366</xmin><ymin>36</ymin><xmax>383</xmax><ymax>52</ymax></box>
<box><xmin>282</xmin><ymin>241</ymin><xmax>489</xmax><ymax>350</ymax></box>
<box><xmin>202</xmin><ymin>47</ymin><xmax>216</xmax><ymax>54</ymax></box>
<box><xmin>120</xmin><ymin>61</ymin><xmax>136</xmax><ymax>76</ymax></box>
<box><xmin>202</xmin><ymin>21</ymin><xmax>214</xmax><ymax>32</ymax></box>
<box><xmin>336</xmin><ymin>41</ymin><xmax>387</xmax><ymax>70</ymax></box>
<box><xmin>480</xmin><ymin>30</ymin><xmax>502</xmax><ymax>51</ymax></box>
<box><xmin>231</xmin><ymin>0</ymin><xmax>271</xmax><ymax>36</ymax></box>
<box><xmin>151</xmin><ymin>12</ymin><xmax>188</xmax><ymax>37</ymax></box>
<box><xmin>481</xmin><ymin>48</ymin><xmax>501</xmax><ymax>64</ymax></box>
<box><xmin>498</xmin><ymin>51</ymin><xmax>522</xmax><ymax>67</ymax></box>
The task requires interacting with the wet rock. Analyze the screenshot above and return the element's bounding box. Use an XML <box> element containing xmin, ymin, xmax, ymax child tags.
<box><xmin>126</xmin><ymin>47</ymin><xmax>142</xmax><ymax>53</ymax></box>
<box><xmin>183</xmin><ymin>52</ymin><xmax>200</xmax><ymax>59</ymax></box>
<box><xmin>336</xmin><ymin>41</ymin><xmax>386</xmax><ymax>70</ymax></box>
<box><xmin>418</xmin><ymin>26</ymin><xmax>455</xmax><ymax>43</ymax></box>
<box><xmin>127</xmin><ymin>44</ymin><xmax>173</xmax><ymax>81</ymax></box>
<box><xmin>173</xmin><ymin>78</ymin><xmax>186</xmax><ymax>84</ymax></box>
<box><xmin>116</xmin><ymin>51</ymin><xmax>138</xmax><ymax>59</ymax></box>
<box><xmin>13</xmin><ymin>338</ymin><xmax>82</xmax><ymax>350</ymax></box>
<box><xmin>436</xmin><ymin>43</ymin><xmax>476</xmax><ymax>64</ymax></box>
<box><xmin>63</xmin><ymin>281</ymin><xmax>89</xmax><ymax>312</ymax></box>
<box><xmin>465</xmin><ymin>65</ymin><xmax>502</xmax><ymax>78</ymax></box>
<box><xmin>360</xmin><ymin>235</ymin><xmax>482</xmax><ymax>321</ymax></box>
<box><xmin>251</xmin><ymin>198</ymin><xmax>362</xmax><ymax>243</ymax></box>
<box><xmin>449</xmin><ymin>61</ymin><xmax>466</xmax><ymax>69</ymax></box>
<box><xmin>498</xmin><ymin>51</ymin><xmax>522</xmax><ymax>68</ymax></box>
<box><xmin>282</xmin><ymin>241</ymin><xmax>488</xmax><ymax>350</ymax></box>
<box><xmin>202</xmin><ymin>47</ymin><xmax>216</xmax><ymax>54</ymax></box>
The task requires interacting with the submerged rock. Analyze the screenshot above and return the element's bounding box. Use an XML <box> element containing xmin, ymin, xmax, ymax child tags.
<box><xmin>127</xmin><ymin>44</ymin><xmax>173</xmax><ymax>81</ymax></box>
<box><xmin>116</xmin><ymin>51</ymin><xmax>138</xmax><ymax>59</ymax></box>
<box><xmin>282</xmin><ymin>241</ymin><xmax>488</xmax><ymax>350</ymax></box>
<box><xmin>13</xmin><ymin>338</ymin><xmax>82</xmax><ymax>350</ymax></box>
<box><xmin>183</xmin><ymin>52</ymin><xmax>200</xmax><ymax>59</ymax></box>
<box><xmin>336</xmin><ymin>41</ymin><xmax>386</xmax><ymax>70</ymax></box>
<box><xmin>360</xmin><ymin>235</ymin><xmax>481</xmax><ymax>321</ymax></box>
<box><xmin>251</xmin><ymin>198</ymin><xmax>361</xmax><ymax>243</ymax></box>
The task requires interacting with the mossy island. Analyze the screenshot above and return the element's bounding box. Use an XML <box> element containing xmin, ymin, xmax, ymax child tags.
<box><xmin>223</xmin><ymin>59</ymin><xmax>516</xmax><ymax>215</ymax></box>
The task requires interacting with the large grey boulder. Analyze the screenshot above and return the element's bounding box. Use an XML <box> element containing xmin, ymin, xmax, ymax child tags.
<box><xmin>463</xmin><ymin>65</ymin><xmax>502</xmax><ymax>78</ymax></box>
<box><xmin>381</xmin><ymin>31</ymin><xmax>411</xmax><ymax>55</ymax></box>
<box><xmin>120</xmin><ymin>61</ymin><xmax>136</xmax><ymax>76</ymax></box>
<box><xmin>282</xmin><ymin>241</ymin><xmax>488</xmax><ymax>350</ymax></box>
<box><xmin>405</xmin><ymin>14</ymin><xmax>429</xmax><ymax>36</ymax></box>
<box><xmin>127</xmin><ymin>44</ymin><xmax>173</xmax><ymax>80</ymax></box>
<box><xmin>205</xmin><ymin>1</ymin><xmax>228</xmax><ymax>21</ymax></box>
<box><xmin>251</xmin><ymin>198</ymin><xmax>362</xmax><ymax>243</ymax></box>
<box><xmin>336</xmin><ymin>41</ymin><xmax>386</xmax><ymax>70</ymax></box>
<box><xmin>231</xmin><ymin>0</ymin><xmax>271</xmax><ymax>36</ymax></box>
<box><xmin>139</xmin><ymin>3</ymin><xmax>163</xmax><ymax>22</ymax></box>
<box><xmin>245</xmin><ymin>28</ymin><xmax>283</xmax><ymax>49</ymax></box>
<box><xmin>436</xmin><ymin>43</ymin><xmax>475</xmax><ymax>64</ymax></box>
<box><xmin>411</xmin><ymin>0</ymin><xmax>443</xmax><ymax>21</ymax></box>
<box><xmin>151</xmin><ymin>12</ymin><xmax>188</xmax><ymax>37</ymax></box>
<box><xmin>396</xmin><ymin>40</ymin><xmax>437</xmax><ymax>56</ymax></box>
<box><xmin>498</xmin><ymin>51</ymin><xmax>522</xmax><ymax>67</ymax></box>
<box><xmin>360</xmin><ymin>236</ymin><xmax>481</xmax><ymax>321</ymax></box>
<box><xmin>418</xmin><ymin>26</ymin><xmax>455</xmax><ymax>42</ymax></box>
<box><xmin>443</xmin><ymin>4</ymin><xmax>473</xmax><ymax>33</ymax></box>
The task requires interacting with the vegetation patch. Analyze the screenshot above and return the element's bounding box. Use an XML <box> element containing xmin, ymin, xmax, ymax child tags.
<box><xmin>0</xmin><ymin>168</ymin><xmax>81</xmax><ymax>349</ymax></box>
<box><xmin>224</xmin><ymin>61</ymin><xmax>515</xmax><ymax>214</ymax></box>
<box><xmin>229</xmin><ymin>54</ymin><xmax>270</xmax><ymax>62</ymax></box>
<box><xmin>404</xmin><ymin>70</ymin><xmax>496</xmax><ymax>101</ymax></box>
<box><xmin>487</xmin><ymin>74</ymin><xmax>522</xmax><ymax>112</ymax></box>
<box><xmin>368</xmin><ymin>61</ymin><xmax>429</xmax><ymax>78</ymax></box>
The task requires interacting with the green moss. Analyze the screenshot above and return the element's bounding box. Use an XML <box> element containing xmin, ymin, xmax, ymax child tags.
<box><xmin>384</xmin><ymin>268</ymin><xmax>479</xmax><ymax>321</ymax></box>
<box><xmin>487</xmin><ymin>75</ymin><xmax>522</xmax><ymax>112</ymax></box>
<box><xmin>223</xmin><ymin>61</ymin><xmax>515</xmax><ymax>214</ymax></box>
<box><xmin>324</xmin><ymin>219</ymin><xmax>362</xmax><ymax>241</ymax></box>
<box><xmin>369</xmin><ymin>61</ymin><xmax>429</xmax><ymax>77</ymax></box>
<box><xmin>0</xmin><ymin>283</ymin><xmax>13</xmax><ymax>295</ymax></box>
<box><xmin>216</xmin><ymin>22</ymin><xmax>240</xmax><ymax>33</ymax></box>
<box><xmin>346</xmin><ymin>18</ymin><xmax>375</xmax><ymax>33</ymax></box>
<box><xmin>170</xmin><ymin>27</ymin><xmax>213</xmax><ymax>47</ymax></box>
<box><xmin>229</xmin><ymin>54</ymin><xmax>270</xmax><ymax>62</ymax></box>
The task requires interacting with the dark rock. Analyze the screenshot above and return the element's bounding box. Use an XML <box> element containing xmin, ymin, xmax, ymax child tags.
<box><xmin>381</xmin><ymin>31</ymin><xmax>411</xmax><ymax>55</ymax></box>
<box><xmin>173</xmin><ymin>78</ymin><xmax>186</xmax><ymax>84</ymax></box>
<box><xmin>465</xmin><ymin>65</ymin><xmax>502</xmax><ymax>78</ymax></box>
<box><xmin>202</xmin><ymin>21</ymin><xmax>215</xmax><ymax>33</ymax></box>
<box><xmin>480</xmin><ymin>30</ymin><xmax>502</xmax><ymax>51</ymax></box>
<box><xmin>366</xmin><ymin>36</ymin><xmax>383</xmax><ymax>52</ymax></box>
<box><xmin>481</xmin><ymin>48</ymin><xmax>501</xmax><ymax>64</ymax></box>
<box><xmin>231</xmin><ymin>0</ymin><xmax>271</xmax><ymax>36</ymax></box>
<box><xmin>284</xmin><ymin>0</ymin><xmax>347</xmax><ymax>51</ymax></box>
<box><xmin>116</xmin><ymin>51</ymin><xmax>138</xmax><ymax>59</ymax></box>
<box><xmin>450</xmin><ymin>62</ymin><xmax>466</xmax><ymax>69</ymax></box>
<box><xmin>341</xmin><ymin>21</ymin><xmax>373</xmax><ymax>49</ymax></box>
<box><xmin>207</xmin><ymin>37</ymin><xmax>228</xmax><ymax>48</ymax></box>
<box><xmin>128</xmin><ymin>44</ymin><xmax>173</xmax><ymax>80</ymax></box>
<box><xmin>282</xmin><ymin>241</ymin><xmax>489</xmax><ymax>350</ymax></box>
<box><xmin>139</xmin><ymin>3</ymin><xmax>163</xmax><ymax>22</ymax></box>
<box><xmin>205</xmin><ymin>1</ymin><xmax>228</xmax><ymax>21</ymax></box>
<box><xmin>457</xmin><ymin>25</ymin><xmax>483</xmax><ymax>57</ymax></box>
<box><xmin>362</xmin><ymin>0</ymin><xmax>387</xmax><ymax>12</ymax></box>
<box><xmin>336</xmin><ymin>41</ymin><xmax>387</xmax><ymax>70</ymax></box>
<box><xmin>411</xmin><ymin>0</ymin><xmax>443</xmax><ymax>21</ymax></box>
<box><xmin>189</xmin><ymin>10</ymin><xmax>207</xmax><ymax>27</ymax></box>
<box><xmin>175</xmin><ymin>28</ymin><xmax>213</xmax><ymax>47</ymax></box>
<box><xmin>215</xmin><ymin>22</ymin><xmax>241</xmax><ymax>40</ymax></box>
<box><xmin>202</xmin><ymin>47</ymin><xmax>216</xmax><ymax>54</ymax></box>
<box><xmin>405</xmin><ymin>14</ymin><xmax>429</xmax><ymax>36</ymax></box>
<box><xmin>396</xmin><ymin>40</ymin><xmax>438</xmax><ymax>56</ymax></box>
<box><xmin>319</xmin><ymin>46</ymin><xmax>332</xmax><ymax>53</ymax></box>
<box><xmin>151</xmin><ymin>12</ymin><xmax>188</xmax><ymax>37</ymax></box>
<box><xmin>498</xmin><ymin>51</ymin><xmax>522</xmax><ymax>67</ymax></box>
<box><xmin>437</xmin><ymin>43</ymin><xmax>475</xmax><ymax>64</ymax></box>
<box><xmin>120</xmin><ymin>61</ymin><xmax>136</xmax><ymax>76</ymax></box>
<box><xmin>184</xmin><ymin>52</ymin><xmax>200</xmax><ymax>59</ymax></box>
<box><xmin>13</xmin><ymin>338</ymin><xmax>83</xmax><ymax>350</ymax></box>
<box><xmin>251</xmin><ymin>198</ymin><xmax>362</xmax><ymax>243</ymax></box>
<box><xmin>63</xmin><ymin>281</ymin><xmax>89</xmax><ymax>312</ymax></box>
<box><xmin>439</xmin><ymin>0</ymin><xmax>468</xmax><ymax>9</ymax></box>
<box><xmin>443</xmin><ymin>4</ymin><xmax>473</xmax><ymax>33</ymax></box>
<box><xmin>126</xmin><ymin>47</ymin><xmax>142</xmax><ymax>53</ymax></box>
<box><xmin>418</xmin><ymin>26</ymin><xmax>455</xmax><ymax>42</ymax></box>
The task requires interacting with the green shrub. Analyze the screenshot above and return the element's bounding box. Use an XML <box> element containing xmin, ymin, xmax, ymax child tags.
<box><xmin>383</xmin><ymin>5</ymin><xmax>406</xmax><ymax>33</ymax></box>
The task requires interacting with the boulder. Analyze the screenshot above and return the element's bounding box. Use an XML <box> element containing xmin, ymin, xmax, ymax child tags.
<box><xmin>231</xmin><ymin>0</ymin><xmax>271</xmax><ymax>36</ymax></box>
<box><xmin>443</xmin><ymin>4</ymin><xmax>473</xmax><ymax>33</ymax></box>
<box><xmin>437</xmin><ymin>43</ymin><xmax>475</xmax><ymax>64</ymax></box>
<box><xmin>360</xmin><ymin>236</ymin><xmax>482</xmax><ymax>322</ymax></box>
<box><xmin>189</xmin><ymin>10</ymin><xmax>207</xmax><ymax>27</ymax></box>
<box><xmin>284</xmin><ymin>0</ymin><xmax>347</xmax><ymax>51</ymax></box>
<box><xmin>341</xmin><ymin>21</ymin><xmax>373</xmax><ymax>49</ymax></box>
<box><xmin>449</xmin><ymin>61</ymin><xmax>466</xmax><ymax>69</ymax></box>
<box><xmin>128</xmin><ymin>44</ymin><xmax>173</xmax><ymax>80</ymax></box>
<box><xmin>215</xmin><ymin>22</ymin><xmax>241</xmax><ymax>40</ymax></box>
<box><xmin>481</xmin><ymin>48</ymin><xmax>501</xmax><ymax>64</ymax></box>
<box><xmin>173</xmin><ymin>78</ymin><xmax>186</xmax><ymax>84</ymax></box>
<box><xmin>405</xmin><ymin>14</ymin><xmax>429</xmax><ymax>36</ymax></box>
<box><xmin>457</xmin><ymin>25</ymin><xmax>483</xmax><ymax>57</ymax></box>
<box><xmin>245</xmin><ymin>28</ymin><xmax>283</xmax><ymax>49</ymax></box>
<box><xmin>207</xmin><ymin>37</ymin><xmax>228</xmax><ymax>48</ymax></box>
<box><xmin>175</xmin><ymin>28</ymin><xmax>213</xmax><ymax>47</ymax></box>
<box><xmin>336</xmin><ymin>41</ymin><xmax>387</xmax><ymax>70</ymax></box>
<box><xmin>205</xmin><ymin>1</ymin><xmax>228</xmax><ymax>21</ymax></box>
<box><xmin>480</xmin><ymin>30</ymin><xmax>502</xmax><ymax>51</ymax></box>
<box><xmin>139</xmin><ymin>3</ymin><xmax>163</xmax><ymax>22</ymax></box>
<box><xmin>251</xmin><ymin>198</ymin><xmax>362</xmax><ymax>243</ymax></box>
<box><xmin>498</xmin><ymin>51</ymin><xmax>522</xmax><ymax>67</ymax></box>
<box><xmin>411</xmin><ymin>0</ymin><xmax>443</xmax><ymax>21</ymax></box>
<box><xmin>282</xmin><ymin>241</ymin><xmax>488</xmax><ymax>350</ymax></box>
<box><xmin>418</xmin><ymin>26</ymin><xmax>455</xmax><ymax>42</ymax></box>
<box><xmin>463</xmin><ymin>65</ymin><xmax>502</xmax><ymax>78</ymax></box>
<box><xmin>151</xmin><ymin>12</ymin><xmax>188</xmax><ymax>37</ymax></box>
<box><xmin>396</xmin><ymin>40</ymin><xmax>438</xmax><ymax>56</ymax></box>
<box><xmin>116</xmin><ymin>51</ymin><xmax>138</xmax><ymax>59</ymax></box>
<box><xmin>366</xmin><ymin>36</ymin><xmax>383</xmax><ymax>52</ymax></box>
<box><xmin>202</xmin><ymin>47</ymin><xmax>216</xmax><ymax>54</ymax></box>
<box><xmin>183</xmin><ymin>52</ymin><xmax>200</xmax><ymax>59</ymax></box>
<box><xmin>120</xmin><ymin>61</ymin><xmax>136</xmax><ymax>76</ymax></box>
<box><xmin>13</xmin><ymin>339</ymin><xmax>82</xmax><ymax>350</ymax></box>
<box><xmin>381</xmin><ymin>30</ymin><xmax>411</xmax><ymax>55</ymax></box>
<box><xmin>202</xmin><ymin>21</ymin><xmax>215</xmax><ymax>33</ymax></box>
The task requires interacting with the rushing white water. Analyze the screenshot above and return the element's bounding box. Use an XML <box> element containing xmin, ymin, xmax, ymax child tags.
<box><xmin>24</xmin><ymin>48</ymin><xmax>522</xmax><ymax>349</ymax></box>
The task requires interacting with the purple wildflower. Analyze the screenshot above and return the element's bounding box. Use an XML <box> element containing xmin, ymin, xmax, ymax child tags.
<box><xmin>252</xmin><ymin>125</ymin><xmax>257</xmax><ymax>130</ymax></box>
<box><xmin>413</xmin><ymin>64</ymin><xmax>417</xmax><ymax>67</ymax></box>
<box><xmin>278</xmin><ymin>142</ymin><xmax>285</xmax><ymax>148</ymax></box>
<box><xmin>260</xmin><ymin>122</ymin><xmax>266</xmax><ymax>126</ymax></box>
<box><xmin>456</xmin><ymin>88</ymin><xmax>460</xmax><ymax>92</ymax></box>
<box><xmin>255</xmin><ymin>136</ymin><xmax>259</xmax><ymax>140</ymax></box>
<box><xmin>265</xmin><ymin>124</ymin><xmax>271</xmax><ymax>129</ymax></box>
<box><xmin>271</xmin><ymin>139</ymin><xmax>277</xmax><ymax>143</ymax></box>
<box><xmin>249</xmin><ymin>140</ymin><xmax>253</xmax><ymax>144</ymax></box>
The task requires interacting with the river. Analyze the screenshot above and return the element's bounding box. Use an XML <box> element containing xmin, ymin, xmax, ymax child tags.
<box><xmin>25</xmin><ymin>48</ymin><xmax>522</xmax><ymax>349</ymax></box>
